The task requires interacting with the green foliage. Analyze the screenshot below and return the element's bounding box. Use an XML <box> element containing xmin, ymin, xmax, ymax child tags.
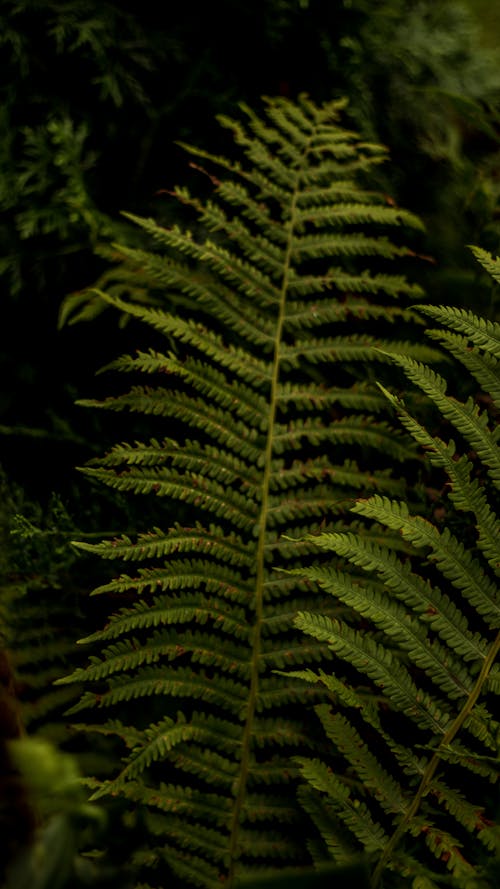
<box><xmin>0</xmin><ymin>475</ymin><xmax>136</xmax><ymax>885</ymax></box>
<box><xmin>8</xmin><ymin>116</ymin><xmax>111</xmax><ymax>244</ymax></box>
<box><xmin>0</xmin><ymin>473</ymin><xmax>84</xmax><ymax>743</ymax></box>
<box><xmin>3</xmin><ymin>738</ymin><xmax>121</xmax><ymax>889</ymax></box>
<box><xmin>4</xmin><ymin>0</ymin><xmax>499</xmax><ymax>308</ymax></box>
<box><xmin>345</xmin><ymin>0</ymin><xmax>500</xmax><ymax>159</ymax></box>
<box><xmin>59</xmin><ymin>95</ymin><xmax>432</xmax><ymax>888</ymax></box>
<box><xmin>0</xmin><ymin>0</ymin><xmax>160</xmax><ymax>295</ymax></box>
<box><xmin>339</xmin><ymin>0</ymin><xmax>500</xmax><ymax>310</ymax></box>
<box><xmin>0</xmin><ymin>0</ymin><xmax>169</xmax><ymax>498</ymax></box>
<box><xmin>291</xmin><ymin>252</ymin><xmax>500</xmax><ymax>887</ymax></box>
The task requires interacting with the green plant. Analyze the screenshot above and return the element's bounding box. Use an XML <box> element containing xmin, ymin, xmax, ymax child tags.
<box><xmin>57</xmin><ymin>95</ymin><xmax>438</xmax><ymax>888</ymax></box>
<box><xmin>0</xmin><ymin>474</ymin><xmax>139</xmax><ymax>885</ymax></box>
<box><xmin>0</xmin><ymin>0</ymin><xmax>160</xmax><ymax>296</ymax></box>
<box><xmin>290</xmin><ymin>250</ymin><xmax>500</xmax><ymax>887</ymax></box>
<box><xmin>3</xmin><ymin>737</ymin><xmax>122</xmax><ymax>889</ymax></box>
<box><xmin>0</xmin><ymin>474</ymin><xmax>84</xmax><ymax>744</ymax></box>
<box><xmin>338</xmin><ymin>0</ymin><xmax>500</xmax><ymax>316</ymax></box>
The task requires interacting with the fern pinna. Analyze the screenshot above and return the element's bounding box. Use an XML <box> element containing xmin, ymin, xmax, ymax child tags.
<box><xmin>59</xmin><ymin>95</ymin><xmax>431</xmax><ymax>888</ymax></box>
<box><xmin>291</xmin><ymin>255</ymin><xmax>500</xmax><ymax>889</ymax></box>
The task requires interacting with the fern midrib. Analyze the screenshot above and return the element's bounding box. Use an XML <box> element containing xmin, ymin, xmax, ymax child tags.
<box><xmin>226</xmin><ymin>135</ymin><xmax>312</xmax><ymax>885</ymax></box>
<box><xmin>370</xmin><ymin>628</ymin><xmax>500</xmax><ymax>889</ymax></box>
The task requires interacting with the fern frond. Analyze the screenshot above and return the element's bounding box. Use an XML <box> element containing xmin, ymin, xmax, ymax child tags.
<box><xmin>293</xmin><ymin>282</ymin><xmax>500</xmax><ymax>888</ymax></box>
<box><xmin>294</xmin><ymin>201</ymin><xmax>424</xmax><ymax>230</ymax></box>
<box><xmin>88</xmin><ymin>562</ymin><xmax>250</xmax><ymax>603</ymax></box>
<box><xmin>66</xmin><ymin>95</ymin><xmax>429</xmax><ymax>888</ymax></box>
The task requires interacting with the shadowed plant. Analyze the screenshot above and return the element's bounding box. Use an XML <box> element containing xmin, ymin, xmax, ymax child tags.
<box><xmin>58</xmin><ymin>95</ymin><xmax>438</xmax><ymax>888</ymax></box>
<box><xmin>290</xmin><ymin>250</ymin><xmax>500</xmax><ymax>887</ymax></box>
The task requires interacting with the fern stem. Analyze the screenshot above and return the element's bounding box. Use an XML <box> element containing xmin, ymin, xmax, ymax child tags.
<box><xmin>226</xmin><ymin>144</ymin><xmax>307</xmax><ymax>887</ymax></box>
<box><xmin>370</xmin><ymin>629</ymin><xmax>500</xmax><ymax>889</ymax></box>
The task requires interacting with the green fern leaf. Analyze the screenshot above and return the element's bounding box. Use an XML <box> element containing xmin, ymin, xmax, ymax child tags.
<box><xmin>295</xmin><ymin>757</ymin><xmax>389</xmax><ymax>855</ymax></box>
<box><xmin>383</xmin><ymin>352</ymin><xmax>500</xmax><ymax>487</ymax></box>
<box><xmin>423</xmin><ymin>328</ymin><xmax>500</xmax><ymax>409</ymax></box>
<box><xmin>352</xmin><ymin>496</ymin><xmax>500</xmax><ymax>628</ymax></box>
<box><xmin>292</xmin><ymin>285</ymin><xmax>500</xmax><ymax>888</ymax></box>
<box><xmin>64</xmin><ymin>95</ymin><xmax>433</xmax><ymax>888</ymax></box>
<box><xmin>467</xmin><ymin>246</ymin><xmax>500</xmax><ymax>290</ymax></box>
<box><xmin>416</xmin><ymin>298</ymin><xmax>500</xmax><ymax>359</ymax></box>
